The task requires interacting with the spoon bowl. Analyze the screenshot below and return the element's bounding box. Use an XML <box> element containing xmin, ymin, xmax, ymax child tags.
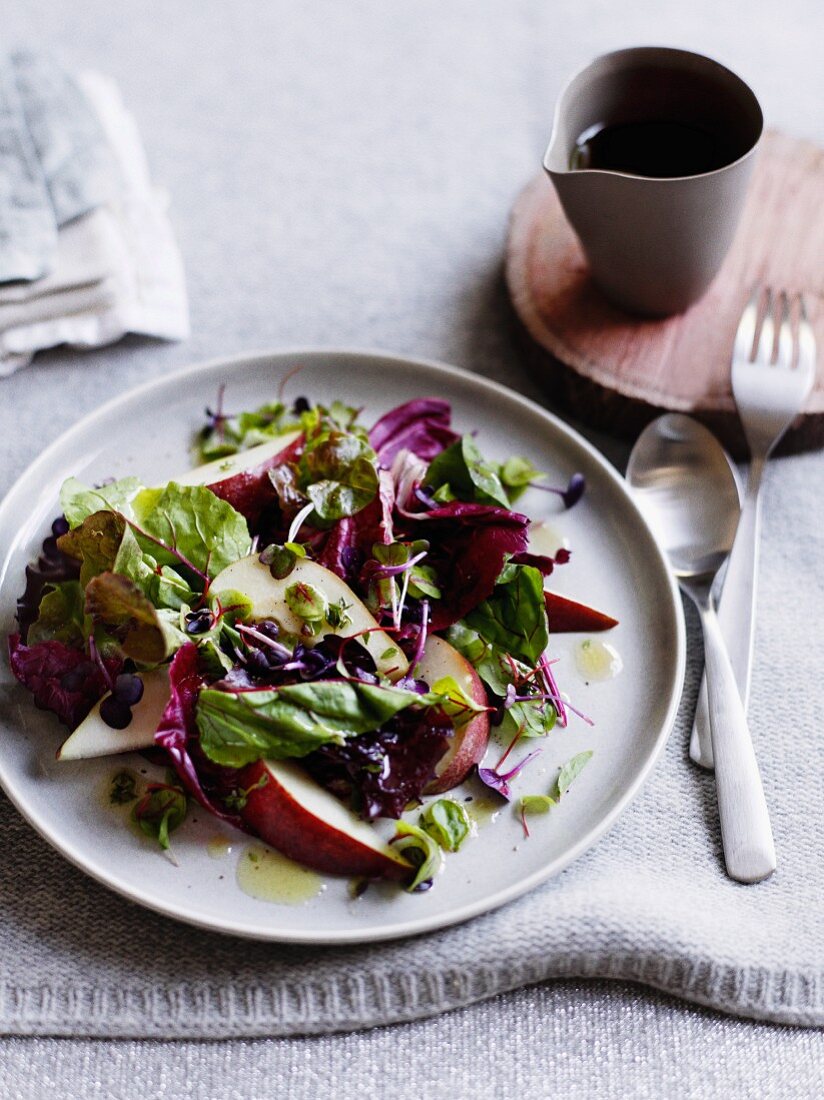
<box><xmin>627</xmin><ymin>414</ymin><xmax>740</xmax><ymax>587</ymax></box>
<box><xmin>627</xmin><ymin>414</ymin><xmax>776</xmax><ymax>884</ymax></box>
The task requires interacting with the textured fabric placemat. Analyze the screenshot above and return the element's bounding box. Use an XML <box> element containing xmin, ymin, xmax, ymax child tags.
<box><xmin>0</xmin><ymin>453</ymin><xmax>822</xmax><ymax>1037</ymax></box>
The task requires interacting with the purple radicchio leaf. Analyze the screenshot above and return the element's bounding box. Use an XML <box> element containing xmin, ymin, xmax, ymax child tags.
<box><xmin>8</xmin><ymin>633</ymin><xmax>122</xmax><ymax>730</ymax></box>
<box><xmin>314</xmin><ymin>470</ymin><xmax>395</xmax><ymax>584</ymax></box>
<box><xmin>398</xmin><ymin>501</ymin><xmax>530</xmax><ymax>630</ymax></box>
<box><xmin>369</xmin><ymin>398</ymin><xmax>459</xmax><ymax>467</ymax></box>
<box><xmin>153</xmin><ymin>643</ymin><xmax>244</xmax><ymax>826</ymax></box>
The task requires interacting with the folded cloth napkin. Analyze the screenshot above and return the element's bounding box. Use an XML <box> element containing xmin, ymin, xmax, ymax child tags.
<box><xmin>0</xmin><ymin>449</ymin><xmax>822</xmax><ymax>1038</ymax></box>
<box><xmin>0</xmin><ymin>54</ymin><xmax>188</xmax><ymax>375</ymax></box>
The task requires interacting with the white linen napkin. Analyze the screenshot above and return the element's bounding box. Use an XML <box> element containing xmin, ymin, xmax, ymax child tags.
<box><xmin>0</xmin><ymin>61</ymin><xmax>188</xmax><ymax>375</ymax></box>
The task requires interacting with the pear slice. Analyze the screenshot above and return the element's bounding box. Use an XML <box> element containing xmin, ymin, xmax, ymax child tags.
<box><xmin>415</xmin><ymin>635</ymin><xmax>490</xmax><ymax>794</ymax></box>
<box><xmin>237</xmin><ymin>758</ymin><xmax>412</xmax><ymax>881</ymax></box>
<box><xmin>171</xmin><ymin>431</ymin><xmax>302</xmax><ymax>488</ymax></box>
<box><xmin>212</xmin><ymin>555</ymin><xmax>409</xmax><ymax>680</ymax></box>
<box><xmin>57</xmin><ymin>667</ymin><xmax>170</xmax><ymax>761</ymax></box>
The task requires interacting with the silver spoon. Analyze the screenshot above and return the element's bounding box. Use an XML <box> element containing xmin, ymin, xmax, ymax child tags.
<box><xmin>627</xmin><ymin>414</ymin><xmax>776</xmax><ymax>884</ymax></box>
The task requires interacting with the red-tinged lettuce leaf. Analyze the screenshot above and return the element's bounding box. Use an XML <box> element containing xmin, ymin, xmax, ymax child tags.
<box><xmin>84</xmin><ymin>572</ymin><xmax>170</xmax><ymax>663</ymax></box>
<box><xmin>369</xmin><ymin>398</ymin><xmax>459</xmax><ymax>467</ymax></box>
<box><xmin>304</xmin><ymin>707</ymin><xmax>451</xmax><ymax>820</ymax></box>
<box><xmin>8</xmin><ymin>633</ymin><xmax>121</xmax><ymax>730</ymax></box>
<box><xmin>57</xmin><ymin>510</ymin><xmax>126</xmax><ymax>586</ymax></box>
<box><xmin>153</xmin><ymin>643</ymin><xmax>244</xmax><ymax>825</ymax></box>
<box><xmin>400</xmin><ymin>501</ymin><xmax>530</xmax><ymax>630</ymax></box>
<box><xmin>208</xmin><ymin>433</ymin><xmax>305</xmax><ymax>532</ymax></box>
<box><xmin>314</xmin><ymin>469</ymin><xmax>395</xmax><ymax>583</ymax></box>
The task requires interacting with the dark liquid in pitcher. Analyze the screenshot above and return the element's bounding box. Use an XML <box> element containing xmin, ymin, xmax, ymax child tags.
<box><xmin>571</xmin><ymin>120</ymin><xmax>732</xmax><ymax>177</ymax></box>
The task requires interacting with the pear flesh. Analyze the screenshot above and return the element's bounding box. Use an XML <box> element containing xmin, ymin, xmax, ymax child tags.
<box><xmin>212</xmin><ymin>555</ymin><xmax>409</xmax><ymax>680</ymax></box>
<box><xmin>56</xmin><ymin>667</ymin><xmax>170</xmax><ymax>761</ymax></box>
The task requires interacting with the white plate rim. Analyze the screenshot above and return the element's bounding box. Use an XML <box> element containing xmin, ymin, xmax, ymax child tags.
<box><xmin>0</xmin><ymin>347</ymin><xmax>686</xmax><ymax>943</ymax></box>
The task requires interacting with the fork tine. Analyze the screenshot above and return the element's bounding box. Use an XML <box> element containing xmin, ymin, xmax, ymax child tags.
<box><xmin>754</xmin><ymin>287</ymin><xmax>775</xmax><ymax>366</ymax></box>
<box><xmin>734</xmin><ymin>287</ymin><xmax>760</xmax><ymax>362</ymax></box>
<box><xmin>775</xmin><ymin>290</ymin><xmax>793</xmax><ymax>367</ymax></box>
<box><xmin>796</xmin><ymin>294</ymin><xmax>818</xmax><ymax>379</ymax></box>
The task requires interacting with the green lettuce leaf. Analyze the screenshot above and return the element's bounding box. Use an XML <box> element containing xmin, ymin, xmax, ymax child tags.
<box><xmin>448</xmin><ymin>622</ymin><xmax>555</xmax><ymax>738</ymax></box>
<box><xmin>519</xmin><ymin>793</ymin><xmax>555</xmax><ymax>815</ymax></box>
<box><xmin>392</xmin><ymin>821</ymin><xmax>443</xmax><ymax>891</ymax></box>
<box><xmin>133</xmin><ymin>774</ymin><xmax>188</xmax><ymax>850</ymax></box>
<box><xmin>424</xmin><ymin>436</ymin><xmax>510</xmax><ymax>508</ymax></box>
<box><xmin>498</xmin><ymin>456</ymin><xmax>543</xmax><ymax>502</ymax></box>
<box><xmin>196</xmin><ymin>680</ymin><xmax>437</xmax><ymax>768</ymax></box>
<box><xmin>297</xmin><ymin>428</ymin><xmax>379</xmax><ymax>521</ymax></box>
<box><xmin>420</xmin><ymin>798</ymin><xmax>472</xmax><ymax>851</ymax></box>
<box><xmin>131</xmin><ymin>482</ymin><xmax>252</xmax><ymax>580</ymax></box>
<box><xmin>422</xmin><ymin>676</ymin><xmax>488</xmax><ymax>726</ymax></box>
<box><xmin>113</xmin><ymin>525</ymin><xmax>196</xmax><ymax>610</ymax></box>
<box><xmin>556</xmin><ymin>750</ymin><xmax>593</xmax><ymax>797</ymax></box>
<box><xmin>59</xmin><ymin>476</ymin><xmax>142</xmax><ymax>528</ymax></box>
<box><xmin>197</xmin><ymin>399</ymin><xmax>300</xmax><ymax>462</ymax></box>
<box><xmin>464</xmin><ymin>564</ymin><xmax>549</xmax><ymax>666</ymax></box>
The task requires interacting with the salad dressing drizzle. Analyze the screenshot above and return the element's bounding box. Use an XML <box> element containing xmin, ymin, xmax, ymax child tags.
<box><xmin>236</xmin><ymin>842</ymin><xmax>324</xmax><ymax>905</ymax></box>
<box><xmin>467</xmin><ymin>798</ymin><xmax>501</xmax><ymax>829</ymax></box>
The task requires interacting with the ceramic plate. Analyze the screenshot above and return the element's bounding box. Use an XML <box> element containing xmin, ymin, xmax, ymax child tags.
<box><xmin>0</xmin><ymin>350</ymin><xmax>685</xmax><ymax>943</ymax></box>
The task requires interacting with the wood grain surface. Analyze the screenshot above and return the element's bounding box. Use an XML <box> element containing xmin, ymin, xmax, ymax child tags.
<box><xmin>506</xmin><ymin>131</ymin><xmax>824</xmax><ymax>457</ymax></box>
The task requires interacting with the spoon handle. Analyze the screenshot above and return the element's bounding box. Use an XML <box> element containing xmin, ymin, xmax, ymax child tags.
<box><xmin>699</xmin><ymin>603</ymin><xmax>776</xmax><ymax>883</ymax></box>
<box><xmin>690</xmin><ymin>460</ymin><xmax>764</xmax><ymax>769</ymax></box>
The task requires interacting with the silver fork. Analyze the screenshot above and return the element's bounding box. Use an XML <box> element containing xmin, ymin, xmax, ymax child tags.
<box><xmin>691</xmin><ymin>288</ymin><xmax>817</xmax><ymax>768</ymax></box>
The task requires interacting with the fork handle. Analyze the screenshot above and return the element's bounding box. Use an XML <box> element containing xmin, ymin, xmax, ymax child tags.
<box><xmin>690</xmin><ymin>459</ymin><xmax>764</xmax><ymax>769</ymax></box>
<box><xmin>698</xmin><ymin>600</ymin><xmax>776</xmax><ymax>883</ymax></box>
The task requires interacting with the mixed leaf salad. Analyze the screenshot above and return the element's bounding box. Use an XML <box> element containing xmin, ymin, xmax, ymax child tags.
<box><xmin>8</xmin><ymin>387</ymin><xmax>616</xmax><ymax>891</ymax></box>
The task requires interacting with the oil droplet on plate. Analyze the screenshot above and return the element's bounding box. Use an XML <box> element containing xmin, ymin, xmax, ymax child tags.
<box><xmin>528</xmin><ymin>521</ymin><xmax>570</xmax><ymax>558</ymax></box>
<box><xmin>575</xmin><ymin>639</ymin><xmax>623</xmax><ymax>682</ymax></box>
<box><xmin>207</xmin><ymin>835</ymin><xmax>233</xmax><ymax>860</ymax></box>
<box><xmin>468</xmin><ymin>797</ymin><xmax>500</xmax><ymax>830</ymax></box>
<box><xmin>236</xmin><ymin>843</ymin><xmax>324</xmax><ymax>905</ymax></box>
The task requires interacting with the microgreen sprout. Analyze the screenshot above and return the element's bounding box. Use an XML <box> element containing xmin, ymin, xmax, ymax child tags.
<box><xmin>528</xmin><ymin>472</ymin><xmax>586</xmax><ymax>509</ymax></box>
<box><xmin>477</xmin><ymin>748</ymin><xmax>542</xmax><ymax>801</ymax></box>
<box><xmin>287</xmin><ymin>501</ymin><xmax>316</xmax><ymax>545</ymax></box>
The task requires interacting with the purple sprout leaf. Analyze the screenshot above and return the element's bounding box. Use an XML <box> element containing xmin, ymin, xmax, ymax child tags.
<box><xmin>562</xmin><ymin>473</ymin><xmax>586</xmax><ymax>509</ymax></box>
<box><xmin>477</xmin><ymin>747</ymin><xmax>543</xmax><ymax>801</ymax></box>
<box><xmin>528</xmin><ymin>472</ymin><xmax>586</xmax><ymax>509</ymax></box>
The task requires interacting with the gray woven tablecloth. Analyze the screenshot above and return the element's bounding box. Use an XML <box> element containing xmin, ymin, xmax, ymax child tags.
<box><xmin>1</xmin><ymin>0</ymin><xmax>823</xmax><ymax>1094</ymax></box>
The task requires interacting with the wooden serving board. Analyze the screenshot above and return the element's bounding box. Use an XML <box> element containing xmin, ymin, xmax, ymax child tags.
<box><xmin>506</xmin><ymin>130</ymin><xmax>824</xmax><ymax>457</ymax></box>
